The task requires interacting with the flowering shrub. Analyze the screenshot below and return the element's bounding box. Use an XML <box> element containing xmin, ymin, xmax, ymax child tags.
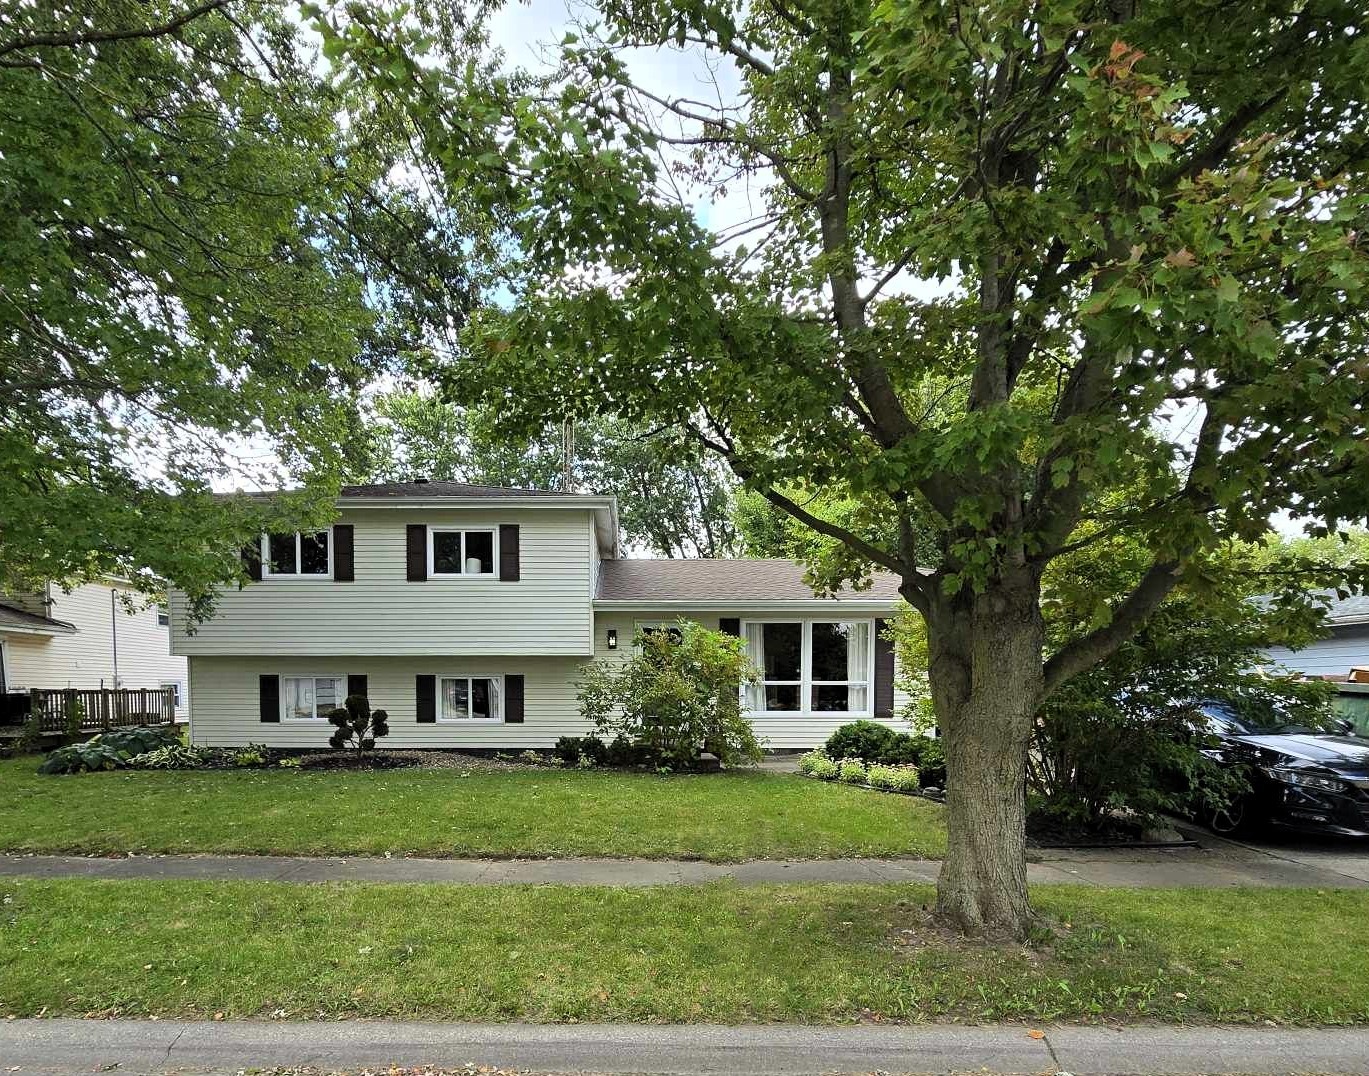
<box><xmin>837</xmin><ymin>758</ymin><xmax>867</xmax><ymax>784</ymax></box>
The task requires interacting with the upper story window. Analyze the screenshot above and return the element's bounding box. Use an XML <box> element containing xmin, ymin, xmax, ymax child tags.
<box><xmin>263</xmin><ymin>531</ymin><xmax>330</xmax><ymax>578</ymax></box>
<box><xmin>428</xmin><ymin>527</ymin><xmax>495</xmax><ymax>577</ymax></box>
<box><xmin>741</xmin><ymin>620</ymin><xmax>873</xmax><ymax>715</ymax></box>
<box><xmin>156</xmin><ymin>605</ymin><xmax>169</xmax><ymax>626</ymax></box>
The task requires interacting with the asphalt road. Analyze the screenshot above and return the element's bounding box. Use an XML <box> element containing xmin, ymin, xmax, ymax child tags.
<box><xmin>3</xmin><ymin>1019</ymin><xmax>1369</xmax><ymax>1075</ymax></box>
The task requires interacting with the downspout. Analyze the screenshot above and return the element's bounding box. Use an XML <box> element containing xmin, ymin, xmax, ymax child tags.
<box><xmin>110</xmin><ymin>588</ymin><xmax>120</xmax><ymax>689</ymax></box>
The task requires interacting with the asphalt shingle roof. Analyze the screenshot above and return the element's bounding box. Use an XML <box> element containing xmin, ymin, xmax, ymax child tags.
<box><xmin>0</xmin><ymin>602</ymin><xmax>76</xmax><ymax>634</ymax></box>
<box><xmin>340</xmin><ymin>481</ymin><xmax>573</xmax><ymax>498</ymax></box>
<box><xmin>595</xmin><ymin>559</ymin><xmax>904</xmax><ymax>603</ymax></box>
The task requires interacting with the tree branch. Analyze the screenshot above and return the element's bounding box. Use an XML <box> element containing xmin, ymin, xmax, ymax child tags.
<box><xmin>0</xmin><ymin>0</ymin><xmax>230</xmax><ymax>60</ymax></box>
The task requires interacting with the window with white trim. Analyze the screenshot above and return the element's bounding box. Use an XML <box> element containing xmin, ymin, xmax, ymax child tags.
<box><xmin>263</xmin><ymin>531</ymin><xmax>330</xmax><ymax>577</ymax></box>
<box><xmin>160</xmin><ymin>680</ymin><xmax>182</xmax><ymax>708</ymax></box>
<box><xmin>439</xmin><ymin>675</ymin><xmax>502</xmax><ymax>721</ymax></box>
<box><xmin>742</xmin><ymin>620</ymin><xmax>873</xmax><ymax>715</ymax></box>
<box><xmin>429</xmin><ymin>528</ymin><xmax>496</xmax><ymax>576</ymax></box>
<box><xmin>281</xmin><ymin>675</ymin><xmax>343</xmax><ymax>720</ymax></box>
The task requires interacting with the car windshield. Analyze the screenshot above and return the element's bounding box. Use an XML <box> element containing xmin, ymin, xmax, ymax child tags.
<box><xmin>1203</xmin><ymin>702</ymin><xmax>1318</xmax><ymax>737</ymax></box>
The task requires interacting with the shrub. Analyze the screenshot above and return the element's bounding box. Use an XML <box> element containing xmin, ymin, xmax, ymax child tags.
<box><xmin>130</xmin><ymin>744</ymin><xmax>211</xmax><ymax>770</ymax></box>
<box><xmin>823</xmin><ymin>721</ymin><xmax>919</xmax><ymax>765</ymax></box>
<box><xmin>865</xmin><ymin>764</ymin><xmax>896</xmax><ymax>789</ymax></box>
<box><xmin>888</xmin><ymin>765</ymin><xmax>921</xmax><ymax>793</ymax></box>
<box><xmin>797</xmin><ymin>749</ymin><xmax>827</xmax><ymax>775</ymax></box>
<box><xmin>910</xmin><ymin>737</ymin><xmax>945</xmax><ymax>788</ymax></box>
<box><xmin>837</xmin><ymin>758</ymin><xmax>867</xmax><ymax>784</ymax></box>
<box><xmin>518</xmin><ymin>749</ymin><xmax>544</xmax><ymax>765</ymax></box>
<box><xmin>277</xmin><ymin>756</ymin><xmax>301</xmax><ymax>768</ymax></box>
<box><xmin>37</xmin><ymin>725</ymin><xmax>178</xmax><ymax>775</ymax></box>
<box><xmin>326</xmin><ymin>695</ymin><xmax>389</xmax><ymax>758</ymax></box>
<box><xmin>808</xmin><ymin>754</ymin><xmax>839</xmax><ymax>780</ymax></box>
<box><xmin>554</xmin><ymin>735</ymin><xmax>608</xmax><ymax>766</ymax></box>
<box><xmin>232</xmin><ymin>743</ymin><xmax>268</xmax><ymax>767</ymax></box>
<box><xmin>576</xmin><ymin>620</ymin><xmax>763</xmax><ymax>769</ymax></box>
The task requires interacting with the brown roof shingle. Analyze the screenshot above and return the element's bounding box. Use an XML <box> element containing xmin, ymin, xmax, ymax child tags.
<box><xmin>595</xmin><ymin>559</ymin><xmax>904</xmax><ymax>603</ymax></box>
<box><xmin>0</xmin><ymin>602</ymin><xmax>77</xmax><ymax>634</ymax></box>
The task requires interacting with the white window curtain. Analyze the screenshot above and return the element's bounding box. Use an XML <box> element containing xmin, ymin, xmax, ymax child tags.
<box><xmin>843</xmin><ymin>622</ymin><xmax>871</xmax><ymax>713</ymax></box>
<box><xmin>743</xmin><ymin>622</ymin><xmax>768</xmax><ymax>712</ymax></box>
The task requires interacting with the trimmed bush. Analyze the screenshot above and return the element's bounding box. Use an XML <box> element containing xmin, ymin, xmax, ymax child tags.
<box><xmin>326</xmin><ymin>695</ymin><xmax>389</xmax><ymax>758</ymax></box>
<box><xmin>911</xmin><ymin>737</ymin><xmax>945</xmax><ymax>787</ymax></box>
<box><xmin>837</xmin><ymin>758</ymin><xmax>867</xmax><ymax>784</ymax></box>
<box><xmin>823</xmin><ymin>721</ymin><xmax>919</xmax><ymax>765</ymax></box>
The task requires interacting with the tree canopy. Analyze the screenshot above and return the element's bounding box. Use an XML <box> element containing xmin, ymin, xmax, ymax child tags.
<box><xmin>359</xmin><ymin>391</ymin><xmax>740</xmax><ymax>556</ymax></box>
<box><xmin>317</xmin><ymin>0</ymin><xmax>1369</xmax><ymax>935</ymax></box>
<box><xmin>0</xmin><ymin>1</ymin><xmax>467</xmax><ymax>615</ymax></box>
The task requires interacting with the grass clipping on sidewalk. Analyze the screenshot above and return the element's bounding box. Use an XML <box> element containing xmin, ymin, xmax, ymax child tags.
<box><xmin>1</xmin><ymin>879</ymin><xmax>1365</xmax><ymax>1026</ymax></box>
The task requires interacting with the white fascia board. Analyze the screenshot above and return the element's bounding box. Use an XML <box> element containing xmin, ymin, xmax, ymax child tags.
<box><xmin>339</xmin><ymin>496</ymin><xmax>617</xmax><ymax>511</ymax></box>
<box><xmin>593</xmin><ymin>600</ymin><xmax>901</xmax><ymax>614</ymax></box>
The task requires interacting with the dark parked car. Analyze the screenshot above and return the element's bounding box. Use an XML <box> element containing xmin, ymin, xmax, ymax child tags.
<box><xmin>1198</xmin><ymin>702</ymin><xmax>1369</xmax><ymax>837</ymax></box>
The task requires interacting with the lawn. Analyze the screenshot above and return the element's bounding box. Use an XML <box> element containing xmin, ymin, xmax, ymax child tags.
<box><xmin>1</xmin><ymin>879</ymin><xmax>1365</xmax><ymax>1025</ymax></box>
<box><xmin>0</xmin><ymin>758</ymin><xmax>946</xmax><ymax>860</ymax></box>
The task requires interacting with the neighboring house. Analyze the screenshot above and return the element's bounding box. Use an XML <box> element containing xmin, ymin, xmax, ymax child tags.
<box><xmin>0</xmin><ymin>581</ymin><xmax>189</xmax><ymax>718</ymax></box>
<box><xmin>1265</xmin><ymin>591</ymin><xmax>1369</xmax><ymax>733</ymax></box>
<box><xmin>169</xmin><ymin>481</ymin><xmax>910</xmax><ymax>749</ymax></box>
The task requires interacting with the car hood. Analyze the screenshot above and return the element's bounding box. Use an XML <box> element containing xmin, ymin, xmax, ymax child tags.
<box><xmin>1237</xmin><ymin>734</ymin><xmax>1369</xmax><ymax>773</ymax></box>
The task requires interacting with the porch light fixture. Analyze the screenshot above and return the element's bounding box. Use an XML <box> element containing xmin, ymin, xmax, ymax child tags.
<box><xmin>607</xmin><ymin>629</ymin><xmax>618</xmax><ymax>650</ymax></box>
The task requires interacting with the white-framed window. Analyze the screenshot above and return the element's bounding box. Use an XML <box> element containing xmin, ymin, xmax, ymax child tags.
<box><xmin>281</xmin><ymin>675</ymin><xmax>343</xmax><ymax>720</ymax></box>
<box><xmin>160</xmin><ymin>680</ymin><xmax>182</xmax><ymax>708</ymax></box>
<box><xmin>156</xmin><ymin>605</ymin><xmax>170</xmax><ymax>627</ymax></box>
<box><xmin>428</xmin><ymin>527</ymin><xmax>496</xmax><ymax>577</ymax></box>
<box><xmin>439</xmin><ymin>675</ymin><xmax>503</xmax><ymax>721</ymax></box>
<box><xmin>634</xmin><ymin>619</ymin><xmax>684</xmax><ymax>645</ymax></box>
<box><xmin>262</xmin><ymin>531</ymin><xmax>331</xmax><ymax>578</ymax></box>
<box><xmin>741</xmin><ymin>620</ymin><xmax>873</xmax><ymax>716</ymax></box>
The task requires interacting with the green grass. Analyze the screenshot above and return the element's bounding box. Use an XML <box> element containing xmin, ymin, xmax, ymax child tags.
<box><xmin>1</xmin><ymin>879</ymin><xmax>1365</xmax><ymax>1025</ymax></box>
<box><xmin>0</xmin><ymin>759</ymin><xmax>946</xmax><ymax>860</ymax></box>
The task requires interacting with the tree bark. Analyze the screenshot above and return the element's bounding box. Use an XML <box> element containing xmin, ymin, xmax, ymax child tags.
<box><xmin>922</xmin><ymin>570</ymin><xmax>1044</xmax><ymax>940</ymax></box>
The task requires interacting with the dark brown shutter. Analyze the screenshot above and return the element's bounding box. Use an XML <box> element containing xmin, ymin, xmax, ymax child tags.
<box><xmin>499</xmin><ymin>524</ymin><xmax>520</xmax><ymax>581</ymax></box>
<box><xmin>242</xmin><ymin>541</ymin><xmax>262</xmax><ymax>582</ymax></box>
<box><xmin>504</xmin><ymin>674</ymin><xmax>524</xmax><ymax>723</ymax></box>
<box><xmin>416</xmin><ymin>674</ymin><xmax>436</xmax><ymax>722</ymax></box>
<box><xmin>874</xmin><ymin>618</ymin><xmax>895</xmax><ymax>719</ymax></box>
<box><xmin>333</xmin><ymin>525</ymin><xmax>355</xmax><ymax>582</ymax></box>
<box><xmin>259</xmin><ymin>675</ymin><xmax>280</xmax><ymax>723</ymax></box>
<box><xmin>406</xmin><ymin>525</ymin><xmax>427</xmax><ymax>582</ymax></box>
<box><xmin>718</xmin><ymin>617</ymin><xmax>740</xmax><ymax>637</ymax></box>
<box><xmin>347</xmin><ymin>674</ymin><xmax>367</xmax><ymax>702</ymax></box>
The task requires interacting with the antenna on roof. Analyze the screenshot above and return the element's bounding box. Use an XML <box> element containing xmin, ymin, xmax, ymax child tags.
<box><xmin>561</xmin><ymin>418</ymin><xmax>575</xmax><ymax>493</ymax></box>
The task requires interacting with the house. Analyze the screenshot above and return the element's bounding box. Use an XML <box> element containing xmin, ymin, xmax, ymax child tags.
<box><xmin>169</xmin><ymin>481</ymin><xmax>911</xmax><ymax>749</ymax></box>
<box><xmin>0</xmin><ymin>580</ymin><xmax>189</xmax><ymax>718</ymax></box>
<box><xmin>1265</xmin><ymin>591</ymin><xmax>1369</xmax><ymax>734</ymax></box>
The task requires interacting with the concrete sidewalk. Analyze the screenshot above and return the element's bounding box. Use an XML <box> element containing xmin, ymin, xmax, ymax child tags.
<box><xmin>3</xmin><ymin>1018</ymin><xmax>1369</xmax><ymax>1075</ymax></box>
<box><xmin>3</xmin><ymin>841</ymin><xmax>1368</xmax><ymax>887</ymax></box>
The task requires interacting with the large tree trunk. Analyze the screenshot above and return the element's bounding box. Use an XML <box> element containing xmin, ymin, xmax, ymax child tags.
<box><xmin>921</xmin><ymin>571</ymin><xmax>1045</xmax><ymax>940</ymax></box>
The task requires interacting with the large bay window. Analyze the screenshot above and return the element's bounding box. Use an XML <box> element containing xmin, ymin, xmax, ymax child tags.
<box><xmin>282</xmin><ymin>675</ymin><xmax>342</xmax><ymax>720</ymax></box>
<box><xmin>263</xmin><ymin>531</ymin><xmax>330</xmax><ymax>577</ymax></box>
<box><xmin>440</xmin><ymin>675</ymin><xmax>502</xmax><ymax>721</ymax></box>
<box><xmin>742</xmin><ymin>620</ymin><xmax>873</xmax><ymax>715</ymax></box>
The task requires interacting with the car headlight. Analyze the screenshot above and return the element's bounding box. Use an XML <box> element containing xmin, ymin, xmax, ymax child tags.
<box><xmin>1261</xmin><ymin>766</ymin><xmax>1348</xmax><ymax>794</ymax></box>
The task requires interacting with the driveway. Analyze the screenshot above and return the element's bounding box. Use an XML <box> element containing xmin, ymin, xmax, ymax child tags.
<box><xmin>1174</xmin><ymin>821</ymin><xmax>1369</xmax><ymax>885</ymax></box>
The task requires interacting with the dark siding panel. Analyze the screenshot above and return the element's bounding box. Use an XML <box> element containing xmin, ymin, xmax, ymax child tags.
<box><xmin>406</xmin><ymin>525</ymin><xmax>427</xmax><ymax>582</ymax></box>
<box><xmin>499</xmin><ymin>524</ymin><xmax>520</xmax><ymax>582</ymax></box>
<box><xmin>415</xmin><ymin>674</ymin><xmax>436</xmax><ymax>722</ymax></box>
<box><xmin>718</xmin><ymin>617</ymin><xmax>740</xmax><ymax>637</ymax></box>
<box><xmin>873</xmin><ymin>618</ymin><xmax>895</xmax><ymax>720</ymax></box>
<box><xmin>332</xmin><ymin>525</ymin><xmax>355</xmax><ymax>582</ymax></box>
<box><xmin>347</xmin><ymin>674</ymin><xmax>368</xmax><ymax>702</ymax></box>
<box><xmin>504</xmin><ymin>674</ymin><xmax>525</xmax><ymax>723</ymax></box>
<box><xmin>259</xmin><ymin>675</ymin><xmax>280</xmax><ymax>723</ymax></box>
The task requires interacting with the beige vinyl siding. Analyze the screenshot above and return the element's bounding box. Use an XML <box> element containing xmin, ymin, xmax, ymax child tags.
<box><xmin>1</xmin><ymin>582</ymin><xmax>187</xmax><ymax>712</ymax></box>
<box><xmin>591</xmin><ymin>610</ymin><xmax>914</xmax><ymax>749</ymax></box>
<box><xmin>170</xmin><ymin>508</ymin><xmax>595</xmax><ymax>657</ymax></box>
<box><xmin>187</xmin><ymin>655</ymin><xmax>588</xmax><ymax>748</ymax></box>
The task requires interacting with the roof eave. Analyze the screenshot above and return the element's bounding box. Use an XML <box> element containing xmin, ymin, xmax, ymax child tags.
<box><xmin>593</xmin><ymin>599</ymin><xmax>902</xmax><ymax>613</ymax></box>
